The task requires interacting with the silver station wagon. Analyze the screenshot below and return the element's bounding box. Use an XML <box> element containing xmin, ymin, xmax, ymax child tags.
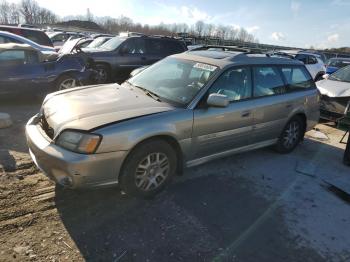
<box><xmin>26</xmin><ymin>49</ymin><xmax>320</xmax><ymax>197</ymax></box>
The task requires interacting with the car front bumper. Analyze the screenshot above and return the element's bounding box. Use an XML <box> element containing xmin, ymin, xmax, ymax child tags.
<box><xmin>320</xmin><ymin>95</ymin><xmax>350</xmax><ymax>122</ymax></box>
<box><xmin>25</xmin><ymin>115</ymin><xmax>128</xmax><ymax>188</ymax></box>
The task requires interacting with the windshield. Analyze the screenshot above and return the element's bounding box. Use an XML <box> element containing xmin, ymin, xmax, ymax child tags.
<box><xmin>329</xmin><ymin>65</ymin><xmax>350</xmax><ymax>82</ymax></box>
<box><xmin>127</xmin><ymin>57</ymin><xmax>218</xmax><ymax>105</ymax></box>
<box><xmin>87</xmin><ymin>37</ymin><xmax>110</xmax><ymax>48</ymax></box>
<box><xmin>328</xmin><ymin>59</ymin><xmax>350</xmax><ymax>68</ymax></box>
<box><xmin>99</xmin><ymin>36</ymin><xmax>125</xmax><ymax>51</ymax></box>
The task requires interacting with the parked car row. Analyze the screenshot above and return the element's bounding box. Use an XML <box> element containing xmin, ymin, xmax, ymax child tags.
<box><xmin>0</xmin><ymin>43</ymin><xmax>95</xmax><ymax>97</ymax></box>
<box><xmin>0</xmin><ymin>25</ymin><xmax>188</xmax><ymax>98</ymax></box>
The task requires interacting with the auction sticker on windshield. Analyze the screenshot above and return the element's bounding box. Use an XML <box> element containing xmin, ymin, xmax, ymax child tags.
<box><xmin>193</xmin><ymin>63</ymin><xmax>217</xmax><ymax>72</ymax></box>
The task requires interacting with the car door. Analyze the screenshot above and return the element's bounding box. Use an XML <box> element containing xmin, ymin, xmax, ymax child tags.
<box><xmin>250</xmin><ymin>65</ymin><xmax>291</xmax><ymax>144</ymax></box>
<box><xmin>192</xmin><ymin>66</ymin><xmax>255</xmax><ymax>159</ymax></box>
<box><xmin>0</xmin><ymin>49</ymin><xmax>46</xmax><ymax>95</ymax></box>
<box><xmin>115</xmin><ymin>38</ymin><xmax>148</xmax><ymax>81</ymax></box>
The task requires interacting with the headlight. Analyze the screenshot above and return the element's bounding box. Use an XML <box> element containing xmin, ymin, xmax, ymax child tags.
<box><xmin>56</xmin><ymin>130</ymin><xmax>102</xmax><ymax>154</ymax></box>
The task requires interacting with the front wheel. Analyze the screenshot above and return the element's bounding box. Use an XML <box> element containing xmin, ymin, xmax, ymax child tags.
<box><xmin>275</xmin><ymin>117</ymin><xmax>304</xmax><ymax>153</ymax></box>
<box><xmin>56</xmin><ymin>75</ymin><xmax>79</xmax><ymax>91</ymax></box>
<box><xmin>120</xmin><ymin>140</ymin><xmax>177</xmax><ymax>198</ymax></box>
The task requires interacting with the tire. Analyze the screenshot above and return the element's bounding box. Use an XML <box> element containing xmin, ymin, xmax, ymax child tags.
<box><xmin>120</xmin><ymin>140</ymin><xmax>177</xmax><ymax>198</ymax></box>
<box><xmin>95</xmin><ymin>64</ymin><xmax>111</xmax><ymax>84</ymax></box>
<box><xmin>55</xmin><ymin>75</ymin><xmax>79</xmax><ymax>91</ymax></box>
<box><xmin>275</xmin><ymin>116</ymin><xmax>304</xmax><ymax>154</ymax></box>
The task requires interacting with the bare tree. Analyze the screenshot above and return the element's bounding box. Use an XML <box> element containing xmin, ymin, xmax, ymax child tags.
<box><xmin>237</xmin><ymin>28</ymin><xmax>249</xmax><ymax>42</ymax></box>
<box><xmin>9</xmin><ymin>3</ymin><xmax>20</xmax><ymax>24</ymax></box>
<box><xmin>0</xmin><ymin>0</ymin><xmax>10</xmax><ymax>24</ymax></box>
<box><xmin>195</xmin><ymin>20</ymin><xmax>204</xmax><ymax>37</ymax></box>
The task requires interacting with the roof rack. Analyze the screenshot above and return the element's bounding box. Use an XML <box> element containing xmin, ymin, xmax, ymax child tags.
<box><xmin>189</xmin><ymin>45</ymin><xmax>250</xmax><ymax>52</ymax></box>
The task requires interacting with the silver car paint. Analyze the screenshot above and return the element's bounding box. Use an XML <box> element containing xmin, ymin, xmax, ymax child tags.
<box><xmin>317</xmin><ymin>79</ymin><xmax>350</xmax><ymax>97</ymax></box>
<box><xmin>26</xmin><ymin>53</ymin><xmax>320</xmax><ymax>188</ymax></box>
<box><xmin>43</xmin><ymin>84</ymin><xmax>175</xmax><ymax>137</ymax></box>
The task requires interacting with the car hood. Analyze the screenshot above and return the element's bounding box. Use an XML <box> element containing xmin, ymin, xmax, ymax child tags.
<box><xmin>42</xmin><ymin>84</ymin><xmax>175</xmax><ymax>136</ymax></box>
<box><xmin>317</xmin><ymin>79</ymin><xmax>350</xmax><ymax>97</ymax></box>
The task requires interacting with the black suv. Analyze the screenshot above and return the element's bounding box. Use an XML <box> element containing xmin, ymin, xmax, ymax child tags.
<box><xmin>84</xmin><ymin>35</ymin><xmax>187</xmax><ymax>83</ymax></box>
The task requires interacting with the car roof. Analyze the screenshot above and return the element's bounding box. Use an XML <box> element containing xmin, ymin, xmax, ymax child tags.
<box><xmin>172</xmin><ymin>50</ymin><xmax>303</xmax><ymax>68</ymax></box>
<box><xmin>0</xmin><ymin>25</ymin><xmax>42</xmax><ymax>32</ymax></box>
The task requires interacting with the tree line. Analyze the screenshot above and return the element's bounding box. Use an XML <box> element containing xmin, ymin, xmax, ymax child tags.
<box><xmin>0</xmin><ymin>0</ymin><xmax>258</xmax><ymax>43</ymax></box>
<box><xmin>0</xmin><ymin>0</ymin><xmax>58</xmax><ymax>25</ymax></box>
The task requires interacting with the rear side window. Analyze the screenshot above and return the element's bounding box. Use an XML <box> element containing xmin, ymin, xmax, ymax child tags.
<box><xmin>122</xmin><ymin>38</ymin><xmax>146</xmax><ymax>54</ymax></box>
<box><xmin>22</xmin><ymin>30</ymin><xmax>52</xmax><ymax>47</ymax></box>
<box><xmin>164</xmin><ymin>40</ymin><xmax>185</xmax><ymax>55</ymax></box>
<box><xmin>281</xmin><ymin>66</ymin><xmax>314</xmax><ymax>91</ymax></box>
<box><xmin>146</xmin><ymin>39</ymin><xmax>164</xmax><ymax>54</ymax></box>
<box><xmin>253</xmin><ymin>66</ymin><xmax>286</xmax><ymax>97</ymax></box>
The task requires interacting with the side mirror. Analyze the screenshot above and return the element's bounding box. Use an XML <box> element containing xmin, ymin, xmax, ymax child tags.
<box><xmin>322</xmin><ymin>74</ymin><xmax>329</xmax><ymax>80</ymax></box>
<box><xmin>207</xmin><ymin>93</ymin><xmax>229</xmax><ymax>107</ymax></box>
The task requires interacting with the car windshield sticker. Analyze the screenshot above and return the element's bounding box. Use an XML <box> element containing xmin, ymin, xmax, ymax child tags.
<box><xmin>193</xmin><ymin>63</ymin><xmax>217</xmax><ymax>72</ymax></box>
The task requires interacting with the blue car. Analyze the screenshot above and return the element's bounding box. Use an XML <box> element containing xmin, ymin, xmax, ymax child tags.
<box><xmin>0</xmin><ymin>43</ymin><xmax>95</xmax><ymax>98</ymax></box>
<box><xmin>326</xmin><ymin>57</ymin><xmax>350</xmax><ymax>74</ymax></box>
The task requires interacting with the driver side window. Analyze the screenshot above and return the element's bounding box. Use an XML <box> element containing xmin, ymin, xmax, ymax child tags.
<box><xmin>208</xmin><ymin>67</ymin><xmax>252</xmax><ymax>101</ymax></box>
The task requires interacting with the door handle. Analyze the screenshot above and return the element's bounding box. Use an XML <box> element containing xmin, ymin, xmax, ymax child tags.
<box><xmin>141</xmin><ymin>57</ymin><xmax>147</xmax><ymax>60</ymax></box>
<box><xmin>241</xmin><ymin>111</ymin><xmax>251</xmax><ymax>117</ymax></box>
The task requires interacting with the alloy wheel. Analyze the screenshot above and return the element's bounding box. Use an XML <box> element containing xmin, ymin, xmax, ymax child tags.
<box><xmin>59</xmin><ymin>78</ymin><xmax>77</xmax><ymax>90</ymax></box>
<box><xmin>282</xmin><ymin>121</ymin><xmax>300</xmax><ymax>149</ymax></box>
<box><xmin>134</xmin><ymin>152</ymin><xmax>170</xmax><ymax>192</ymax></box>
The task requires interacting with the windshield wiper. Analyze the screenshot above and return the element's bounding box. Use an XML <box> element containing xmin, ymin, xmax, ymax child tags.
<box><xmin>126</xmin><ymin>81</ymin><xmax>162</xmax><ymax>102</ymax></box>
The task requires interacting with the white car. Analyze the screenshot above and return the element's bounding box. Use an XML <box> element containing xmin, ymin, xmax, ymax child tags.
<box><xmin>295</xmin><ymin>52</ymin><xmax>326</xmax><ymax>81</ymax></box>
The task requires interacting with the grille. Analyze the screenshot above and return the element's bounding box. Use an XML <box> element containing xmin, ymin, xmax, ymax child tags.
<box><xmin>39</xmin><ymin>115</ymin><xmax>54</xmax><ymax>139</ymax></box>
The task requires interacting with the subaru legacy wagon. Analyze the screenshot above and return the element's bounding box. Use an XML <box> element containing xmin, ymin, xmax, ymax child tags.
<box><xmin>26</xmin><ymin>49</ymin><xmax>320</xmax><ymax>197</ymax></box>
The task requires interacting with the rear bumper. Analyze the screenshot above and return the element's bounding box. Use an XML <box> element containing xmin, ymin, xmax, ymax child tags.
<box><xmin>25</xmin><ymin>115</ymin><xmax>128</xmax><ymax>188</ymax></box>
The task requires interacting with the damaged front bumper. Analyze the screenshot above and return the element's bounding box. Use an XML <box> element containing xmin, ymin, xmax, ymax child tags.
<box><xmin>320</xmin><ymin>95</ymin><xmax>350</xmax><ymax>122</ymax></box>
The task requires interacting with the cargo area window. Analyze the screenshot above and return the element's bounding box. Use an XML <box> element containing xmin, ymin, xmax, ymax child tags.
<box><xmin>281</xmin><ymin>66</ymin><xmax>314</xmax><ymax>91</ymax></box>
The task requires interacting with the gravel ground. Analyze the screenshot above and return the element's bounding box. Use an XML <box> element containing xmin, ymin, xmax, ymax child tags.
<box><xmin>0</xmin><ymin>102</ymin><xmax>349</xmax><ymax>262</ymax></box>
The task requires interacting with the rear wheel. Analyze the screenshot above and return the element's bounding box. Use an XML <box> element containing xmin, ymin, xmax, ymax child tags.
<box><xmin>120</xmin><ymin>140</ymin><xmax>177</xmax><ymax>198</ymax></box>
<box><xmin>56</xmin><ymin>75</ymin><xmax>79</xmax><ymax>91</ymax></box>
<box><xmin>275</xmin><ymin>116</ymin><xmax>304</xmax><ymax>153</ymax></box>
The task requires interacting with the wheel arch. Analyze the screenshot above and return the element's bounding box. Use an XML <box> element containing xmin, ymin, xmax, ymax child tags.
<box><xmin>288</xmin><ymin>112</ymin><xmax>307</xmax><ymax>139</ymax></box>
<box><xmin>119</xmin><ymin>135</ymin><xmax>184</xmax><ymax>180</ymax></box>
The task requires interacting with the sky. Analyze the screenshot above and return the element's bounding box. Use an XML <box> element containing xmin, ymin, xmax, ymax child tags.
<box><xmin>8</xmin><ymin>0</ymin><xmax>350</xmax><ymax>48</ymax></box>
